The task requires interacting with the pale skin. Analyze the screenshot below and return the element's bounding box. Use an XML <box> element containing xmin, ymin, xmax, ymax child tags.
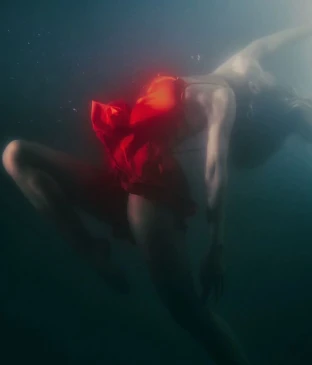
<box><xmin>181</xmin><ymin>24</ymin><xmax>312</xmax><ymax>300</ymax></box>
<box><xmin>2</xmin><ymin>24</ymin><xmax>312</xmax><ymax>365</ymax></box>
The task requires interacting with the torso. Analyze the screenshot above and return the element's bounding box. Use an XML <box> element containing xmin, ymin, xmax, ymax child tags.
<box><xmin>179</xmin><ymin>55</ymin><xmax>293</xmax><ymax>169</ymax></box>
<box><xmin>177</xmin><ymin>74</ymin><xmax>231</xmax><ymax>141</ymax></box>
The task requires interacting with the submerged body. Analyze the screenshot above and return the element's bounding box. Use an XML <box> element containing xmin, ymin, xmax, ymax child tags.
<box><xmin>3</xmin><ymin>24</ymin><xmax>312</xmax><ymax>365</ymax></box>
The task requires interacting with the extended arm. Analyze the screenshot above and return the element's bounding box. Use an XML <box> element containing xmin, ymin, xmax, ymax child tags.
<box><xmin>240</xmin><ymin>24</ymin><xmax>312</xmax><ymax>60</ymax></box>
<box><xmin>199</xmin><ymin>86</ymin><xmax>236</xmax><ymax>301</ymax></box>
<box><xmin>205</xmin><ymin>87</ymin><xmax>236</xmax><ymax>247</ymax></box>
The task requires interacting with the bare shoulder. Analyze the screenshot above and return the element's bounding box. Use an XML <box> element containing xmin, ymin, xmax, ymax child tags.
<box><xmin>212</xmin><ymin>54</ymin><xmax>276</xmax><ymax>92</ymax></box>
<box><xmin>180</xmin><ymin>73</ymin><xmax>228</xmax><ymax>87</ymax></box>
<box><xmin>180</xmin><ymin>74</ymin><xmax>230</xmax><ymax>100</ymax></box>
<box><xmin>182</xmin><ymin>76</ymin><xmax>235</xmax><ymax>118</ymax></box>
<box><xmin>180</xmin><ymin>76</ymin><xmax>236</xmax><ymax>136</ymax></box>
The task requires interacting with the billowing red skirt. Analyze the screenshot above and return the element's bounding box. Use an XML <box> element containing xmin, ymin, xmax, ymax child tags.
<box><xmin>91</xmin><ymin>75</ymin><xmax>196</xmax><ymax>217</ymax></box>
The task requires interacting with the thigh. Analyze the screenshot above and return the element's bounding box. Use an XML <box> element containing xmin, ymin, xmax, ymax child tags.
<box><xmin>10</xmin><ymin>140</ymin><xmax>128</xmax><ymax>224</ymax></box>
<box><xmin>127</xmin><ymin>194</ymin><xmax>198</xmax><ymax>306</ymax></box>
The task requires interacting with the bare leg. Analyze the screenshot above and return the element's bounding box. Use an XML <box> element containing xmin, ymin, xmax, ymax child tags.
<box><xmin>128</xmin><ymin>194</ymin><xmax>250</xmax><ymax>365</ymax></box>
<box><xmin>2</xmin><ymin>140</ymin><xmax>129</xmax><ymax>292</ymax></box>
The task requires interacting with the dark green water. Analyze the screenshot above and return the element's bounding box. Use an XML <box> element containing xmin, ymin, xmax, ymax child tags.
<box><xmin>1</xmin><ymin>1</ymin><xmax>312</xmax><ymax>364</ymax></box>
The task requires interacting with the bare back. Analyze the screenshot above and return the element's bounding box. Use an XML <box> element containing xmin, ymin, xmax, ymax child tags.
<box><xmin>183</xmin><ymin>24</ymin><xmax>312</xmax><ymax>127</ymax></box>
<box><xmin>179</xmin><ymin>25</ymin><xmax>312</xmax><ymax>167</ymax></box>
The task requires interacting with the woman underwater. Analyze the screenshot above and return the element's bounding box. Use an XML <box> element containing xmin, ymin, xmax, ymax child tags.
<box><xmin>3</xmin><ymin>24</ymin><xmax>312</xmax><ymax>365</ymax></box>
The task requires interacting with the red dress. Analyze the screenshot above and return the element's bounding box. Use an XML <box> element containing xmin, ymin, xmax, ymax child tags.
<box><xmin>91</xmin><ymin>75</ymin><xmax>196</xmax><ymax>217</ymax></box>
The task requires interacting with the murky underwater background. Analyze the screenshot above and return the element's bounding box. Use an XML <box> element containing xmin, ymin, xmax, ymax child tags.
<box><xmin>1</xmin><ymin>1</ymin><xmax>312</xmax><ymax>364</ymax></box>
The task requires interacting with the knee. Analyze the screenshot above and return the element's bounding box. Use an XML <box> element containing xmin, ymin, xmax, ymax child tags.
<box><xmin>2</xmin><ymin>140</ymin><xmax>28</xmax><ymax>177</ymax></box>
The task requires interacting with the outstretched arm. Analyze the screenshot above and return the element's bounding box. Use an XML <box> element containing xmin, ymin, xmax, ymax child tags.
<box><xmin>241</xmin><ymin>24</ymin><xmax>312</xmax><ymax>60</ymax></box>
<box><xmin>205</xmin><ymin>86</ymin><xmax>235</xmax><ymax>246</ymax></box>
<box><xmin>200</xmin><ymin>86</ymin><xmax>236</xmax><ymax>301</ymax></box>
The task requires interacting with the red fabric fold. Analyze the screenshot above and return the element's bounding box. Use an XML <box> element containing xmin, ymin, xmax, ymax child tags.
<box><xmin>90</xmin><ymin>76</ymin><xmax>196</xmax><ymax>216</ymax></box>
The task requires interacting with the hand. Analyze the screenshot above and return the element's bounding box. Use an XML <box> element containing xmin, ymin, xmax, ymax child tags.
<box><xmin>200</xmin><ymin>244</ymin><xmax>224</xmax><ymax>303</ymax></box>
